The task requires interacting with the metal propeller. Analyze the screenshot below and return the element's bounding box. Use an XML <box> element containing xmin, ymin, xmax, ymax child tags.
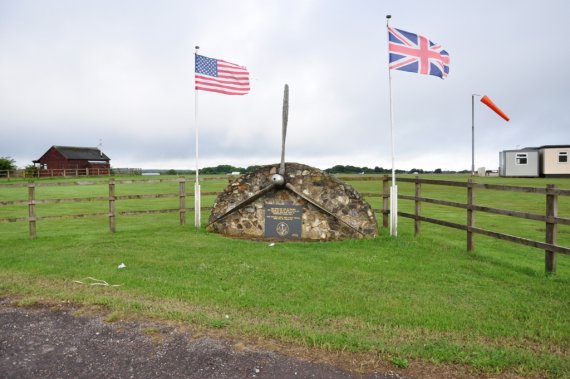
<box><xmin>208</xmin><ymin>84</ymin><xmax>289</xmax><ymax>227</ymax></box>
<box><xmin>207</xmin><ymin>183</ymin><xmax>276</xmax><ymax>226</ymax></box>
<box><xmin>279</xmin><ymin>84</ymin><xmax>288</xmax><ymax>176</ymax></box>
<box><xmin>284</xmin><ymin>183</ymin><xmax>365</xmax><ymax>236</ymax></box>
<box><xmin>270</xmin><ymin>83</ymin><xmax>289</xmax><ymax>185</ymax></box>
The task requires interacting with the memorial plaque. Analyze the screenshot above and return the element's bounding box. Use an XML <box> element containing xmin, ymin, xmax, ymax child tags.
<box><xmin>264</xmin><ymin>204</ymin><xmax>302</xmax><ymax>239</ymax></box>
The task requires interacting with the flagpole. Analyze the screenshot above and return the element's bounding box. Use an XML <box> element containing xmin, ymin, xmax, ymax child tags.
<box><xmin>386</xmin><ymin>15</ymin><xmax>397</xmax><ymax>237</ymax></box>
<box><xmin>194</xmin><ymin>46</ymin><xmax>201</xmax><ymax>228</ymax></box>
<box><xmin>471</xmin><ymin>94</ymin><xmax>481</xmax><ymax>176</ymax></box>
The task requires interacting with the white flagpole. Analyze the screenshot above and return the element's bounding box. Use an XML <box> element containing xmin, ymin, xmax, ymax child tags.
<box><xmin>471</xmin><ymin>94</ymin><xmax>482</xmax><ymax>176</ymax></box>
<box><xmin>386</xmin><ymin>15</ymin><xmax>398</xmax><ymax>237</ymax></box>
<box><xmin>194</xmin><ymin>46</ymin><xmax>201</xmax><ymax>228</ymax></box>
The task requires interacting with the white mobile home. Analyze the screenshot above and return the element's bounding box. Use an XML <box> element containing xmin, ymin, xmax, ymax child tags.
<box><xmin>499</xmin><ymin>148</ymin><xmax>540</xmax><ymax>177</ymax></box>
<box><xmin>539</xmin><ymin>145</ymin><xmax>570</xmax><ymax>177</ymax></box>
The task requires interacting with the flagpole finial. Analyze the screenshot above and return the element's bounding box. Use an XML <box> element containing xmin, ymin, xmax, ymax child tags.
<box><xmin>195</xmin><ymin>45</ymin><xmax>200</xmax><ymax>51</ymax></box>
<box><xmin>386</xmin><ymin>15</ymin><xmax>391</xmax><ymax>19</ymax></box>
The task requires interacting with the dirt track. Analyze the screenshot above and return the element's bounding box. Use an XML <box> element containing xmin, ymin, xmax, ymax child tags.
<box><xmin>0</xmin><ymin>298</ymin><xmax>406</xmax><ymax>379</ymax></box>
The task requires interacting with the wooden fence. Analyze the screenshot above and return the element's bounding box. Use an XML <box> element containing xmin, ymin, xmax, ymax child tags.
<box><xmin>376</xmin><ymin>176</ymin><xmax>570</xmax><ymax>273</ymax></box>
<box><xmin>0</xmin><ymin>168</ymin><xmax>143</xmax><ymax>179</ymax></box>
<box><xmin>0</xmin><ymin>178</ymin><xmax>217</xmax><ymax>239</ymax></box>
<box><xmin>1</xmin><ymin>176</ymin><xmax>569</xmax><ymax>273</ymax></box>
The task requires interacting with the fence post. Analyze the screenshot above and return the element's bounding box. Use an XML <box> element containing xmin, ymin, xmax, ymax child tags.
<box><xmin>108</xmin><ymin>178</ymin><xmax>116</xmax><ymax>233</ymax></box>
<box><xmin>382</xmin><ymin>175</ymin><xmax>389</xmax><ymax>228</ymax></box>
<box><xmin>545</xmin><ymin>184</ymin><xmax>557</xmax><ymax>274</ymax></box>
<box><xmin>467</xmin><ymin>179</ymin><xmax>475</xmax><ymax>252</ymax></box>
<box><xmin>28</xmin><ymin>182</ymin><xmax>37</xmax><ymax>240</ymax></box>
<box><xmin>415</xmin><ymin>176</ymin><xmax>421</xmax><ymax>237</ymax></box>
<box><xmin>179</xmin><ymin>178</ymin><xmax>186</xmax><ymax>226</ymax></box>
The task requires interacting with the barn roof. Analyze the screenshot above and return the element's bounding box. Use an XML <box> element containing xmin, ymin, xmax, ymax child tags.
<box><xmin>34</xmin><ymin>146</ymin><xmax>110</xmax><ymax>162</ymax></box>
<box><xmin>55</xmin><ymin>146</ymin><xmax>110</xmax><ymax>161</ymax></box>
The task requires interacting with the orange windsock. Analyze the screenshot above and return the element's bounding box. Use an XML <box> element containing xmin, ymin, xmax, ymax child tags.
<box><xmin>480</xmin><ymin>95</ymin><xmax>510</xmax><ymax>122</ymax></box>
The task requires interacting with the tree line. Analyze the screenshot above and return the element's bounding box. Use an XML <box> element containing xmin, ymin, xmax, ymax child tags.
<box><xmin>160</xmin><ymin>165</ymin><xmax>461</xmax><ymax>175</ymax></box>
<box><xmin>1</xmin><ymin>157</ymin><xmax>467</xmax><ymax>177</ymax></box>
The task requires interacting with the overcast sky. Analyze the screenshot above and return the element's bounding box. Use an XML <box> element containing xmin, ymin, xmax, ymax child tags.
<box><xmin>1</xmin><ymin>0</ymin><xmax>568</xmax><ymax>171</ymax></box>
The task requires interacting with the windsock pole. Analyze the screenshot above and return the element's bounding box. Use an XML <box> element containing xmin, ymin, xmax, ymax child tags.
<box><xmin>472</xmin><ymin>93</ymin><xmax>510</xmax><ymax>175</ymax></box>
<box><xmin>471</xmin><ymin>94</ymin><xmax>480</xmax><ymax>175</ymax></box>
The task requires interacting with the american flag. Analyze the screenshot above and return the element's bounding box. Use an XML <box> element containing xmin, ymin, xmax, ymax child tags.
<box><xmin>388</xmin><ymin>26</ymin><xmax>450</xmax><ymax>79</ymax></box>
<box><xmin>195</xmin><ymin>54</ymin><xmax>250</xmax><ymax>95</ymax></box>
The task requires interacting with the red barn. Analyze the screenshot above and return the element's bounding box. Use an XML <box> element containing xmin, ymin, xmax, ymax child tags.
<box><xmin>33</xmin><ymin>145</ymin><xmax>111</xmax><ymax>176</ymax></box>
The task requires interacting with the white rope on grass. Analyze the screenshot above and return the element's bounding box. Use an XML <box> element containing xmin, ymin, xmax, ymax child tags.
<box><xmin>73</xmin><ymin>277</ymin><xmax>121</xmax><ymax>287</ymax></box>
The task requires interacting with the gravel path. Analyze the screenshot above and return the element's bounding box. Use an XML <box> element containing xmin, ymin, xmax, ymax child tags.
<box><xmin>0</xmin><ymin>299</ymin><xmax>407</xmax><ymax>379</ymax></box>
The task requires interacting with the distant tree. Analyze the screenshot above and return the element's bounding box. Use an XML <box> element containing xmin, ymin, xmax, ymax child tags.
<box><xmin>0</xmin><ymin>157</ymin><xmax>16</xmax><ymax>177</ymax></box>
<box><xmin>373</xmin><ymin>166</ymin><xmax>391</xmax><ymax>174</ymax></box>
<box><xmin>0</xmin><ymin>156</ymin><xmax>16</xmax><ymax>171</ymax></box>
<box><xmin>201</xmin><ymin>165</ymin><xmax>244</xmax><ymax>175</ymax></box>
<box><xmin>345</xmin><ymin>165</ymin><xmax>362</xmax><ymax>173</ymax></box>
<box><xmin>24</xmin><ymin>164</ymin><xmax>38</xmax><ymax>177</ymax></box>
<box><xmin>325</xmin><ymin>165</ymin><xmax>376</xmax><ymax>174</ymax></box>
<box><xmin>324</xmin><ymin>165</ymin><xmax>344</xmax><ymax>174</ymax></box>
<box><xmin>166</xmin><ymin>169</ymin><xmax>177</xmax><ymax>175</ymax></box>
<box><xmin>434</xmin><ymin>168</ymin><xmax>442</xmax><ymax>174</ymax></box>
<box><xmin>245</xmin><ymin>165</ymin><xmax>262</xmax><ymax>173</ymax></box>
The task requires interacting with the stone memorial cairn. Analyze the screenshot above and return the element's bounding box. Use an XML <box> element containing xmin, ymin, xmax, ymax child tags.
<box><xmin>207</xmin><ymin>85</ymin><xmax>378</xmax><ymax>241</ymax></box>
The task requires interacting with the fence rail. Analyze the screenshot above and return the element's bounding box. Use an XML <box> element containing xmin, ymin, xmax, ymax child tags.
<box><xmin>1</xmin><ymin>176</ymin><xmax>568</xmax><ymax>273</ymax></box>
<box><xmin>0</xmin><ymin>168</ymin><xmax>143</xmax><ymax>179</ymax></box>
<box><xmin>379</xmin><ymin>176</ymin><xmax>570</xmax><ymax>273</ymax></box>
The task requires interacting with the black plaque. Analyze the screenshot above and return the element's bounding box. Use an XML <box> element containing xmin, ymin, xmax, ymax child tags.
<box><xmin>264</xmin><ymin>204</ymin><xmax>302</xmax><ymax>239</ymax></box>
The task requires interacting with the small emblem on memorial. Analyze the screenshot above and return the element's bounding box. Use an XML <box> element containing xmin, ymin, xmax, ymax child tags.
<box><xmin>276</xmin><ymin>222</ymin><xmax>289</xmax><ymax>236</ymax></box>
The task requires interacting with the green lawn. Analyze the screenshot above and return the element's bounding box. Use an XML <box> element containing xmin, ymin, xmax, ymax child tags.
<box><xmin>1</xmin><ymin>174</ymin><xmax>569</xmax><ymax>377</ymax></box>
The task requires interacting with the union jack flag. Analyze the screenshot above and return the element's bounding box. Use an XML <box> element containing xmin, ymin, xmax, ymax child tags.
<box><xmin>388</xmin><ymin>26</ymin><xmax>450</xmax><ymax>79</ymax></box>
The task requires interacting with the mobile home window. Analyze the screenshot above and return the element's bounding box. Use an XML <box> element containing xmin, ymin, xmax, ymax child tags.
<box><xmin>559</xmin><ymin>151</ymin><xmax>568</xmax><ymax>163</ymax></box>
<box><xmin>515</xmin><ymin>153</ymin><xmax>528</xmax><ymax>165</ymax></box>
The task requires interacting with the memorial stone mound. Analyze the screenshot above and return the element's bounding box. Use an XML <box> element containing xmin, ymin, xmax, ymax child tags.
<box><xmin>207</xmin><ymin>85</ymin><xmax>378</xmax><ymax>241</ymax></box>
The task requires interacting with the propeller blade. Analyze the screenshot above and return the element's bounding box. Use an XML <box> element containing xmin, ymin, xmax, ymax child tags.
<box><xmin>208</xmin><ymin>183</ymin><xmax>276</xmax><ymax>226</ymax></box>
<box><xmin>285</xmin><ymin>183</ymin><xmax>365</xmax><ymax>236</ymax></box>
<box><xmin>280</xmin><ymin>84</ymin><xmax>289</xmax><ymax>175</ymax></box>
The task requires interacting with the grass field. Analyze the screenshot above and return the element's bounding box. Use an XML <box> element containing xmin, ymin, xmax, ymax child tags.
<box><xmin>1</xmin><ymin>174</ymin><xmax>569</xmax><ymax>377</ymax></box>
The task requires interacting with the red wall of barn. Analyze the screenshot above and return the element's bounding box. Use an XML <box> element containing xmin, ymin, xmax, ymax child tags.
<box><xmin>37</xmin><ymin>147</ymin><xmax>110</xmax><ymax>170</ymax></box>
